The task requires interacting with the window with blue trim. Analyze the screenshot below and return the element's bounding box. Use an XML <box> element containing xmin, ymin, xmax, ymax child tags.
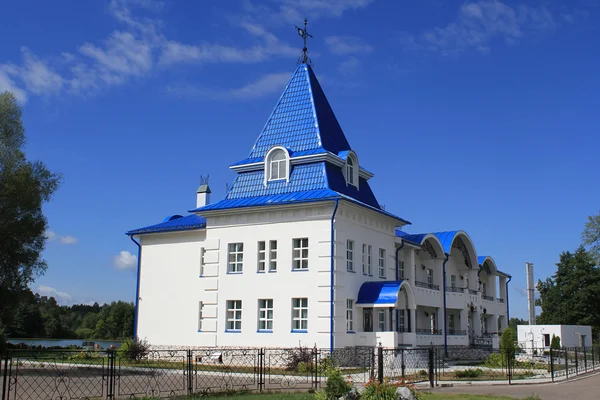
<box><xmin>258</xmin><ymin>299</ymin><xmax>273</xmax><ymax>330</ymax></box>
<box><xmin>258</xmin><ymin>241</ymin><xmax>266</xmax><ymax>272</ymax></box>
<box><xmin>346</xmin><ymin>299</ymin><xmax>354</xmax><ymax>332</ymax></box>
<box><xmin>269</xmin><ymin>150</ymin><xmax>288</xmax><ymax>181</ymax></box>
<box><xmin>228</xmin><ymin>243</ymin><xmax>243</xmax><ymax>273</ymax></box>
<box><xmin>378</xmin><ymin>248</ymin><xmax>386</xmax><ymax>278</ymax></box>
<box><xmin>292</xmin><ymin>298</ymin><xmax>308</xmax><ymax>330</ymax></box>
<box><xmin>226</xmin><ymin>300</ymin><xmax>242</xmax><ymax>330</ymax></box>
<box><xmin>367</xmin><ymin>245</ymin><xmax>373</xmax><ymax>276</ymax></box>
<box><xmin>362</xmin><ymin>244</ymin><xmax>367</xmax><ymax>275</ymax></box>
<box><xmin>292</xmin><ymin>238</ymin><xmax>309</xmax><ymax>270</ymax></box>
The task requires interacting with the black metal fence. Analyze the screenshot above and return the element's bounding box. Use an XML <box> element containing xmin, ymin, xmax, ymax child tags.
<box><xmin>0</xmin><ymin>346</ymin><xmax>434</xmax><ymax>400</ymax></box>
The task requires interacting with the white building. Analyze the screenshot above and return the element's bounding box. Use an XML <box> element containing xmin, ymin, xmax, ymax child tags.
<box><xmin>127</xmin><ymin>62</ymin><xmax>511</xmax><ymax>351</ymax></box>
<box><xmin>517</xmin><ymin>325</ymin><xmax>592</xmax><ymax>351</ymax></box>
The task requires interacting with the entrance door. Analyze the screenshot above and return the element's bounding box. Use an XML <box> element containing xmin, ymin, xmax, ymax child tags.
<box><xmin>364</xmin><ymin>308</ymin><xmax>373</xmax><ymax>332</ymax></box>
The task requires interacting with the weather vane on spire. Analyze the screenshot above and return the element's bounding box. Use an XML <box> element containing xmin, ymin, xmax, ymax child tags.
<box><xmin>295</xmin><ymin>18</ymin><xmax>313</xmax><ymax>65</ymax></box>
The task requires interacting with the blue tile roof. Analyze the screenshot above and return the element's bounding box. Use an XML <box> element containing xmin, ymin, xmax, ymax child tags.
<box><xmin>234</xmin><ymin>64</ymin><xmax>351</xmax><ymax>165</ymax></box>
<box><xmin>127</xmin><ymin>214</ymin><xmax>206</xmax><ymax>235</ymax></box>
<box><xmin>356</xmin><ymin>280</ymin><xmax>405</xmax><ymax>305</ymax></box>
<box><xmin>395</xmin><ymin>230</ymin><xmax>426</xmax><ymax>245</ymax></box>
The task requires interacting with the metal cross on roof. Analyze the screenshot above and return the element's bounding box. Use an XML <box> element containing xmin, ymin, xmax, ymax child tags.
<box><xmin>295</xmin><ymin>18</ymin><xmax>313</xmax><ymax>65</ymax></box>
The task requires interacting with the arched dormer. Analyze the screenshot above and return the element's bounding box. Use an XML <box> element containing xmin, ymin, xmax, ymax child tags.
<box><xmin>264</xmin><ymin>146</ymin><xmax>290</xmax><ymax>185</ymax></box>
<box><xmin>343</xmin><ymin>151</ymin><xmax>359</xmax><ymax>189</ymax></box>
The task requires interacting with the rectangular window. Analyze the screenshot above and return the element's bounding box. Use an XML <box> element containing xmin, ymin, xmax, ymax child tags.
<box><xmin>398</xmin><ymin>309</ymin><xmax>405</xmax><ymax>332</ymax></box>
<box><xmin>198</xmin><ymin>301</ymin><xmax>203</xmax><ymax>331</ymax></box>
<box><xmin>292</xmin><ymin>298</ymin><xmax>308</xmax><ymax>330</ymax></box>
<box><xmin>258</xmin><ymin>299</ymin><xmax>273</xmax><ymax>331</ymax></box>
<box><xmin>228</xmin><ymin>243</ymin><xmax>244</xmax><ymax>273</ymax></box>
<box><xmin>346</xmin><ymin>299</ymin><xmax>354</xmax><ymax>332</ymax></box>
<box><xmin>292</xmin><ymin>238</ymin><xmax>309</xmax><ymax>270</ymax></box>
<box><xmin>367</xmin><ymin>245</ymin><xmax>372</xmax><ymax>276</ymax></box>
<box><xmin>482</xmin><ymin>282</ymin><xmax>487</xmax><ymax>296</ymax></box>
<box><xmin>449</xmin><ymin>314</ymin><xmax>455</xmax><ymax>331</ymax></box>
<box><xmin>426</xmin><ymin>268</ymin><xmax>433</xmax><ymax>285</ymax></box>
<box><xmin>362</xmin><ymin>244</ymin><xmax>367</xmax><ymax>275</ymax></box>
<box><xmin>378</xmin><ymin>309</ymin><xmax>385</xmax><ymax>331</ymax></box>
<box><xmin>346</xmin><ymin>240</ymin><xmax>354</xmax><ymax>272</ymax></box>
<box><xmin>544</xmin><ymin>334</ymin><xmax>550</xmax><ymax>347</ymax></box>
<box><xmin>257</xmin><ymin>241</ymin><xmax>266</xmax><ymax>272</ymax></box>
<box><xmin>398</xmin><ymin>260</ymin><xmax>405</xmax><ymax>280</ymax></box>
<box><xmin>450</xmin><ymin>274</ymin><xmax>457</xmax><ymax>288</ymax></box>
<box><xmin>269</xmin><ymin>240</ymin><xmax>277</xmax><ymax>272</ymax></box>
<box><xmin>226</xmin><ymin>300</ymin><xmax>242</xmax><ymax>331</ymax></box>
<box><xmin>378</xmin><ymin>248</ymin><xmax>386</xmax><ymax>278</ymax></box>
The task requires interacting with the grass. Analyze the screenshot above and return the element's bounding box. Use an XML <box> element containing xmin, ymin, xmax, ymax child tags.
<box><xmin>421</xmin><ymin>393</ymin><xmax>526</xmax><ymax>400</ymax></box>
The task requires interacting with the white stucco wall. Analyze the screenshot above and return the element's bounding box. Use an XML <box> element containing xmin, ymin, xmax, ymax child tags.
<box><xmin>517</xmin><ymin>325</ymin><xmax>593</xmax><ymax>350</ymax></box>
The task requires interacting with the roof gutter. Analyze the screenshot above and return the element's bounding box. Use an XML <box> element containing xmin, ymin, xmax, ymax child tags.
<box><xmin>330</xmin><ymin>199</ymin><xmax>340</xmax><ymax>354</ymax></box>
<box><xmin>442</xmin><ymin>253</ymin><xmax>449</xmax><ymax>356</ymax></box>
<box><xmin>129</xmin><ymin>234</ymin><xmax>142</xmax><ymax>341</ymax></box>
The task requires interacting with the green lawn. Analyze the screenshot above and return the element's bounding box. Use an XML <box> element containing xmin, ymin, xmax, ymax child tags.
<box><xmin>421</xmin><ymin>393</ymin><xmax>524</xmax><ymax>400</ymax></box>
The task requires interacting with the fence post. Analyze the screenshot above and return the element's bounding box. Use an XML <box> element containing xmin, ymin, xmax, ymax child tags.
<box><xmin>258</xmin><ymin>348</ymin><xmax>265</xmax><ymax>392</ymax></box>
<box><xmin>400</xmin><ymin>349</ymin><xmax>406</xmax><ymax>380</ymax></box>
<box><xmin>377</xmin><ymin>344</ymin><xmax>384</xmax><ymax>384</ymax></box>
<box><xmin>565</xmin><ymin>347</ymin><xmax>569</xmax><ymax>380</ymax></box>
<box><xmin>187</xmin><ymin>350</ymin><xmax>193</xmax><ymax>395</ymax></box>
<box><xmin>550</xmin><ymin>347</ymin><xmax>554</xmax><ymax>382</ymax></box>
<box><xmin>592</xmin><ymin>346</ymin><xmax>595</xmax><ymax>371</ymax></box>
<box><xmin>106</xmin><ymin>349</ymin><xmax>115</xmax><ymax>400</ymax></box>
<box><xmin>428</xmin><ymin>348</ymin><xmax>434</xmax><ymax>388</ymax></box>
<box><xmin>575</xmin><ymin>347</ymin><xmax>579</xmax><ymax>375</ymax></box>
<box><xmin>584</xmin><ymin>347</ymin><xmax>588</xmax><ymax>373</ymax></box>
<box><xmin>506</xmin><ymin>348</ymin><xmax>512</xmax><ymax>385</ymax></box>
<box><xmin>313</xmin><ymin>346</ymin><xmax>319</xmax><ymax>391</ymax></box>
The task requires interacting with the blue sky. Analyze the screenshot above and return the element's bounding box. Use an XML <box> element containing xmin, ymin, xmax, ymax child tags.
<box><xmin>1</xmin><ymin>0</ymin><xmax>598</xmax><ymax>320</ymax></box>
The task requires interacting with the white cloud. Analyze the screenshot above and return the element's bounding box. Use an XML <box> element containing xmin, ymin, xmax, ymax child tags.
<box><xmin>338</xmin><ymin>56</ymin><xmax>361</xmax><ymax>75</ymax></box>
<box><xmin>45</xmin><ymin>229</ymin><xmax>78</xmax><ymax>245</ymax></box>
<box><xmin>243</xmin><ymin>0</ymin><xmax>375</xmax><ymax>23</ymax></box>
<box><xmin>167</xmin><ymin>72</ymin><xmax>290</xmax><ymax>101</ymax></box>
<box><xmin>114</xmin><ymin>250</ymin><xmax>138</xmax><ymax>269</ymax></box>
<box><xmin>325</xmin><ymin>36</ymin><xmax>373</xmax><ymax>55</ymax></box>
<box><xmin>403</xmin><ymin>1</ymin><xmax>557</xmax><ymax>56</ymax></box>
<box><xmin>37</xmin><ymin>285</ymin><xmax>73</xmax><ymax>304</ymax></box>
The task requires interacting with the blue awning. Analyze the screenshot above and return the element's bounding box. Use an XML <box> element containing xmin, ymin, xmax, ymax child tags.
<box><xmin>356</xmin><ymin>281</ymin><xmax>404</xmax><ymax>306</ymax></box>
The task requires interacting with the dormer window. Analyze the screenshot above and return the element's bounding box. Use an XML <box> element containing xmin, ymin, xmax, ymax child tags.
<box><xmin>264</xmin><ymin>146</ymin><xmax>290</xmax><ymax>185</ymax></box>
<box><xmin>344</xmin><ymin>151</ymin><xmax>359</xmax><ymax>188</ymax></box>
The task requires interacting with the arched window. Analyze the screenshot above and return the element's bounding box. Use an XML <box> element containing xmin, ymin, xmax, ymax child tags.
<box><xmin>344</xmin><ymin>152</ymin><xmax>359</xmax><ymax>188</ymax></box>
<box><xmin>346</xmin><ymin>157</ymin><xmax>355</xmax><ymax>185</ymax></box>
<box><xmin>264</xmin><ymin>147</ymin><xmax>290</xmax><ymax>185</ymax></box>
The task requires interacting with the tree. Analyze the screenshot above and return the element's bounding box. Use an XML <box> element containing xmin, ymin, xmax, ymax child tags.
<box><xmin>536</xmin><ymin>246</ymin><xmax>600</xmax><ymax>337</ymax></box>
<box><xmin>0</xmin><ymin>91</ymin><xmax>61</xmax><ymax>333</ymax></box>
<box><xmin>582</xmin><ymin>212</ymin><xmax>600</xmax><ymax>264</ymax></box>
<box><xmin>551</xmin><ymin>334</ymin><xmax>561</xmax><ymax>349</ymax></box>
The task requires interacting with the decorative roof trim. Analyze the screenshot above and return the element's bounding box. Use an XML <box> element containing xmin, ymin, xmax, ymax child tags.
<box><xmin>230</xmin><ymin>152</ymin><xmax>374</xmax><ymax>179</ymax></box>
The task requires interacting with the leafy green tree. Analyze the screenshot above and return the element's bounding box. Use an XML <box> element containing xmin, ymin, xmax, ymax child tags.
<box><xmin>536</xmin><ymin>246</ymin><xmax>600</xmax><ymax>337</ymax></box>
<box><xmin>0</xmin><ymin>91</ymin><xmax>61</xmax><ymax>333</ymax></box>
<box><xmin>582</xmin><ymin>212</ymin><xmax>600</xmax><ymax>264</ymax></box>
<box><xmin>551</xmin><ymin>334</ymin><xmax>561</xmax><ymax>349</ymax></box>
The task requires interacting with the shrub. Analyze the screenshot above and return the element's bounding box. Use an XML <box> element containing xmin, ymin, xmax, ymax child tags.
<box><xmin>362</xmin><ymin>378</ymin><xmax>418</xmax><ymax>400</ymax></box>
<box><xmin>313</xmin><ymin>367</ymin><xmax>352</xmax><ymax>400</ymax></box>
<box><xmin>485</xmin><ymin>352</ymin><xmax>505</xmax><ymax>367</ymax></box>
<box><xmin>286</xmin><ymin>343</ymin><xmax>314</xmax><ymax>371</ymax></box>
<box><xmin>117</xmin><ymin>338</ymin><xmax>150</xmax><ymax>361</ymax></box>
<box><xmin>551</xmin><ymin>334</ymin><xmax>561</xmax><ymax>349</ymax></box>
<box><xmin>455</xmin><ymin>369</ymin><xmax>483</xmax><ymax>379</ymax></box>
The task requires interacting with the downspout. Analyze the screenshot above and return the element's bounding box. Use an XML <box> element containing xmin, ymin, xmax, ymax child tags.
<box><xmin>130</xmin><ymin>234</ymin><xmax>142</xmax><ymax>341</ymax></box>
<box><xmin>329</xmin><ymin>199</ymin><xmax>340</xmax><ymax>354</ymax></box>
<box><xmin>395</xmin><ymin>241</ymin><xmax>406</xmax><ymax>332</ymax></box>
<box><xmin>442</xmin><ymin>254</ymin><xmax>449</xmax><ymax>356</ymax></box>
<box><xmin>506</xmin><ymin>276</ymin><xmax>512</xmax><ymax>321</ymax></box>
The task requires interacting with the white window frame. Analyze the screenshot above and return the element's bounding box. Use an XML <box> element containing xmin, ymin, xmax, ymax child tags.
<box><xmin>264</xmin><ymin>146</ymin><xmax>290</xmax><ymax>185</ymax></box>
<box><xmin>344</xmin><ymin>151</ymin><xmax>359</xmax><ymax>189</ymax></box>
<box><xmin>346</xmin><ymin>240</ymin><xmax>354</xmax><ymax>272</ymax></box>
<box><xmin>367</xmin><ymin>245</ymin><xmax>372</xmax><ymax>276</ymax></box>
<box><xmin>426</xmin><ymin>268</ymin><xmax>433</xmax><ymax>285</ymax></box>
<box><xmin>228</xmin><ymin>243</ymin><xmax>244</xmax><ymax>273</ymax></box>
<box><xmin>269</xmin><ymin>240</ymin><xmax>277</xmax><ymax>272</ymax></box>
<box><xmin>482</xmin><ymin>282</ymin><xmax>487</xmax><ymax>296</ymax></box>
<box><xmin>226</xmin><ymin>300</ymin><xmax>242</xmax><ymax>331</ymax></box>
<box><xmin>398</xmin><ymin>260</ymin><xmax>405</xmax><ymax>280</ymax></box>
<box><xmin>292</xmin><ymin>298</ymin><xmax>308</xmax><ymax>331</ymax></box>
<box><xmin>258</xmin><ymin>299</ymin><xmax>273</xmax><ymax>331</ymax></box>
<box><xmin>378</xmin><ymin>248</ymin><xmax>386</xmax><ymax>278</ymax></box>
<box><xmin>346</xmin><ymin>299</ymin><xmax>354</xmax><ymax>332</ymax></box>
<box><xmin>449</xmin><ymin>314</ymin><xmax>455</xmax><ymax>331</ymax></box>
<box><xmin>378</xmin><ymin>309</ymin><xmax>385</xmax><ymax>331</ymax></box>
<box><xmin>450</xmin><ymin>274</ymin><xmax>457</xmax><ymax>288</ymax></box>
<box><xmin>258</xmin><ymin>241</ymin><xmax>266</xmax><ymax>272</ymax></box>
<box><xmin>398</xmin><ymin>309</ymin><xmax>405</xmax><ymax>332</ymax></box>
<box><xmin>292</xmin><ymin>238</ymin><xmax>309</xmax><ymax>270</ymax></box>
<box><xmin>362</xmin><ymin>244</ymin><xmax>367</xmax><ymax>275</ymax></box>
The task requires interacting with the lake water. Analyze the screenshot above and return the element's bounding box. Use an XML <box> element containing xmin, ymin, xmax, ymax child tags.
<box><xmin>7</xmin><ymin>338</ymin><xmax>123</xmax><ymax>349</ymax></box>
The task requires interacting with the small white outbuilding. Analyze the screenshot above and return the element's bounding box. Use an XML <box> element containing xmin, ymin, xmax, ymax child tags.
<box><xmin>517</xmin><ymin>325</ymin><xmax>592</xmax><ymax>351</ymax></box>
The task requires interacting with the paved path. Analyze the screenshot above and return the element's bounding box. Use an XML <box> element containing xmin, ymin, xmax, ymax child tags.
<box><xmin>426</xmin><ymin>370</ymin><xmax>600</xmax><ymax>399</ymax></box>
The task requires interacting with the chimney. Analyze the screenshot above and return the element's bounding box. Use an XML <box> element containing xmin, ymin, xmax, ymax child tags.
<box><xmin>196</xmin><ymin>175</ymin><xmax>211</xmax><ymax>208</ymax></box>
<box><xmin>526</xmin><ymin>262</ymin><xmax>536</xmax><ymax>325</ymax></box>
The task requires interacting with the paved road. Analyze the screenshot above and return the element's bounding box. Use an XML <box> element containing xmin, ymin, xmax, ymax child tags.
<box><xmin>427</xmin><ymin>371</ymin><xmax>600</xmax><ymax>399</ymax></box>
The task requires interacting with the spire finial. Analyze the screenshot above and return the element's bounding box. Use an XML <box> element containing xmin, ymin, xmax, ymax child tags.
<box><xmin>295</xmin><ymin>18</ymin><xmax>313</xmax><ymax>65</ymax></box>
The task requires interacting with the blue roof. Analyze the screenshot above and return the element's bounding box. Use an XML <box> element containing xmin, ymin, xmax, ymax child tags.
<box><xmin>356</xmin><ymin>281</ymin><xmax>405</xmax><ymax>305</ymax></box>
<box><xmin>433</xmin><ymin>231</ymin><xmax>461</xmax><ymax>254</ymax></box>
<box><xmin>234</xmin><ymin>64</ymin><xmax>351</xmax><ymax>165</ymax></box>
<box><xmin>395</xmin><ymin>230</ymin><xmax>427</xmax><ymax>245</ymax></box>
<box><xmin>127</xmin><ymin>214</ymin><xmax>206</xmax><ymax>235</ymax></box>
<box><xmin>477</xmin><ymin>256</ymin><xmax>487</xmax><ymax>265</ymax></box>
